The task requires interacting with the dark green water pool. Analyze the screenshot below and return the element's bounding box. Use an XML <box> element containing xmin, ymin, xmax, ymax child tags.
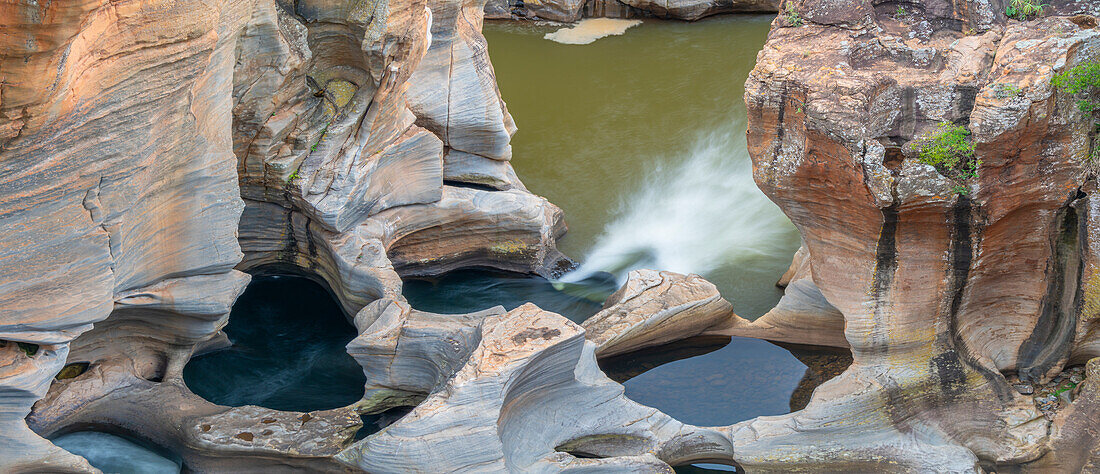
<box><xmin>183</xmin><ymin>275</ymin><xmax>365</xmax><ymax>412</ymax></box>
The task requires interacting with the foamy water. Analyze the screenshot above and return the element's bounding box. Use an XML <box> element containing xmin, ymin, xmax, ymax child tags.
<box><xmin>544</xmin><ymin>19</ymin><xmax>642</xmax><ymax>45</ymax></box>
<box><xmin>560</xmin><ymin>118</ymin><xmax>794</xmax><ymax>285</ymax></box>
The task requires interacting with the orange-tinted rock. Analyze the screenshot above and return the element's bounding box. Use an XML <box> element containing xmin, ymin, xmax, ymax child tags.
<box><xmin>727</xmin><ymin>2</ymin><xmax>1100</xmax><ymax>470</ymax></box>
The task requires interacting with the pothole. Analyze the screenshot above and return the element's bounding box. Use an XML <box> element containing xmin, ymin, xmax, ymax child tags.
<box><xmin>182</xmin><ymin>275</ymin><xmax>365</xmax><ymax>412</ymax></box>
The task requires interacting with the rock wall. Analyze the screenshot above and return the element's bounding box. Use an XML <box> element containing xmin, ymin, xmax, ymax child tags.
<box><xmin>0</xmin><ymin>1</ymin><xmax>252</xmax><ymax>469</ymax></box>
<box><xmin>0</xmin><ymin>0</ymin><xmax>567</xmax><ymax>470</ymax></box>
<box><xmin>10</xmin><ymin>0</ymin><xmax>1100</xmax><ymax>471</ymax></box>
<box><xmin>729</xmin><ymin>0</ymin><xmax>1100</xmax><ymax>470</ymax></box>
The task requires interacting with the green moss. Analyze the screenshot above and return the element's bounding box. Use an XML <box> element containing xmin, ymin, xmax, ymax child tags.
<box><xmin>56</xmin><ymin>362</ymin><xmax>89</xmax><ymax>380</ymax></box>
<box><xmin>1054</xmin><ymin>381</ymin><xmax>1077</xmax><ymax>396</ymax></box>
<box><xmin>310</xmin><ymin>128</ymin><xmax>326</xmax><ymax>152</ymax></box>
<box><xmin>994</xmin><ymin>83</ymin><xmax>1023</xmax><ymax>99</ymax></box>
<box><xmin>16</xmin><ymin>342</ymin><xmax>38</xmax><ymax>357</ymax></box>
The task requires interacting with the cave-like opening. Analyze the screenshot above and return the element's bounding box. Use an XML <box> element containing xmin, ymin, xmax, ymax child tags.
<box><xmin>182</xmin><ymin>274</ymin><xmax>365</xmax><ymax>412</ymax></box>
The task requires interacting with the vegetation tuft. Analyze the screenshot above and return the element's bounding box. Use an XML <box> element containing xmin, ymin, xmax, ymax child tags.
<box><xmin>916</xmin><ymin>122</ymin><xmax>981</xmax><ymax>196</ymax></box>
<box><xmin>311</xmin><ymin>127</ymin><xmax>328</xmax><ymax>152</ymax></box>
<box><xmin>1052</xmin><ymin>60</ymin><xmax>1100</xmax><ymax>175</ymax></box>
<box><xmin>1006</xmin><ymin>0</ymin><xmax>1048</xmax><ymax>21</ymax></box>
<box><xmin>994</xmin><ymin>83</ymin><xmax>1023</xmax><ymax>99</ymax></box>
<box><xmin>783</xmin><ymin>1</ymin><xmax>803</xmax><ymax>27</ymax></box>
<box><xmin>287</xmin><ymin>169</ymin><xmax>302</xmax><ymax>182</ymax></box>
<box><xmin>1052</xmin><ymin>61</ymin><xmax>1100</xmax><ymax>113</ymax></box>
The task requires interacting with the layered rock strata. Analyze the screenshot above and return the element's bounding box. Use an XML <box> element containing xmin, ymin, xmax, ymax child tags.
<box><xmin>2</xmin><ymin>0</ymin><xmax>567</xmax><ymax>470</ymax></box>
<box><xmin>1</xmin><ymin>0</ymin><xmax>253</xmax><ymax>469</ymax></box>
<box><xmin>339</xmin><ymin>303</ymin><xmax>739</xmax><ymax>472</ymax></box>
<box><xmin>728</xmin><ymin>1</ymin><xmax>1100</xmax><ymax>470</ymax></box>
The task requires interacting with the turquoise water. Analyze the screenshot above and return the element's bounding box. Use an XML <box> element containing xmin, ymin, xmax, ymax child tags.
<box><xmin>53</xmin><ymin>431</ymin><xmax>181</xmax><ymax>474</ymax></box>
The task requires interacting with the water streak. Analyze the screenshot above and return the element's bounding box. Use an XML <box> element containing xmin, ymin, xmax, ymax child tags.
<box><xmin>561</xmin><ymin>118</ymin><xmax>794</xmax><ymax>285</ymax></box>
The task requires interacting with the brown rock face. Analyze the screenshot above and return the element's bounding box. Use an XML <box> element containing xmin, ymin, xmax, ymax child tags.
<box><xmin>732</xmin><ymin>0</ymin><xmax>1100</xmax><ymax>470</ymax></box>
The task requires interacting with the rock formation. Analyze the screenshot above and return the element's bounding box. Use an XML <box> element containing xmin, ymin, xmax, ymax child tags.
<box><xmin>0</xmin><ymin>0</ymin><xmax>567</xmax><ymax>470</ymax></box>
<box><xmin>8</xmin><ymin>0</ymin><xmax>1100</xmax><ymax>471</ymax></box>
<box><xmin>729</xmin><ymin>1</ymin><xmax>1100</xmax><ymax>470</ymax></box>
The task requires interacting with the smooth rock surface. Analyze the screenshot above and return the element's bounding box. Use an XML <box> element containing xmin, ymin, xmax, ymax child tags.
<box><xmin>583</xmin><ymin>270</ymin><xmax>735</xmax><ymax>358</ymax></box>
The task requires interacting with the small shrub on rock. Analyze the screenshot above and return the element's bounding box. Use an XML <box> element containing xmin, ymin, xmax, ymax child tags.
<box><xmin>1052</xmin><ymin>60</ymin><xmax>1100</xmax><ymax>175</ymax></box>
<box><xmin>1052</xmin><ymin>61</ymin><xmax>1100</xmax><ymax>113</ymax></box>
<box><xmin>1006</xmin><ymin>0</ymin><xmax>1048</xmax><ymax>21</ymax></box>
<box><xmin>916</xmin><ymin>122</ymin><xmax>980</xmax><ymax>195</ymax></box>
<box><xmin>783</xmin><ymin>1</ymin><xmax>803</xmax><ymax>27</ymax></box>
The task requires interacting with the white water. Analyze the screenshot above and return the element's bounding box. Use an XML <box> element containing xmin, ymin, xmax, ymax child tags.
<box><xmin>560</xmin><ymin>118</ymin><xmax>794</xmax><ymax>285</ymax></box>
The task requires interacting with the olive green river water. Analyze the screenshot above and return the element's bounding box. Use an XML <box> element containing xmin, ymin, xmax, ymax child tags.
<box><xmin>485</xmin><ymin>16</ymin><xmax>801</xmax><ymax>318</ymax></box>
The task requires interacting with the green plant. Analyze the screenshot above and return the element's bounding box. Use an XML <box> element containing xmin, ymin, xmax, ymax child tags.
<box><xmin>310</xmin><ymin>127</ymin><xmax>328</xmax><ymax>152</ymax></box>
<box><xmin>1053</xmin><ymin>60</ymin><xmax>1100</xmax><ymax>175</ymax></box>
<box><xmin>783</xmin><ymin>1</ymin><xmax>803</xmax><ymax>27</ymax></box>
<box><xmin>994</xmin><ymin>82</ymin><xmax>1023</xmax><ymax>99</ymax></box>
<box><xmin>896</xmin><ymin>6</ymin><xmax>906</xmax><ymax>16</ymax></box>
<box><xmin>916</xmin><ymin>122</ymin><xmax>980</xmax><ymax>195</ymax></box>
<box><xmin>1006</xmin><ymin>0</ymin><xmax>1048</xmax><ymax>21</ymax></box>
<box><xmin>1052</xmin><ymin>61</ymin><xmax>1100</xmax><ymax>113</ymax></box>
<box><xmin>287</xmin><ymin>169</ymin><xmax>302</xmax><ymax>182</ymax></box>
<box><xmin>1054</xmin><ymin>382</ymin><xmax>1078</xmax><ymax>396</ymax></box>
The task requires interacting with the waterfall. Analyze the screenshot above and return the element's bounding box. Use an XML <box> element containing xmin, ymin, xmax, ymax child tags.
<box><xmin>559</xmin><ymin>117</ymin><xmax>794</xmax><ymax>286</ymax></box>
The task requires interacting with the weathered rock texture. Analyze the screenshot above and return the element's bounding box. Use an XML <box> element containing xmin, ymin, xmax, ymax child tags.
<box><xmin>339</xmin><ymin>303</ymin><xmax>739</xmax><ymax>472</ymax></box>
<box><xmin>731</xmin><ymin>1</ymin><xmax>1100</xmax><ymax>470</ymax></box>
<box><xmin>484</xmin><ymin>0</ymin><xmax>778</xmax><ymax>22</ymax></box>
<box><xmin>2</xmin><ymin>0</ymin><xmax>567</xmax><ymax>470</ymax></box>
<box><xmin>718</xmin><ymin>244</ymin><xmax>848</xmax><ymax>348</ymax></box>
<box><xmin>582</xmin><ymin>269</ymin><xmax>735</xmax><ymax>358</ymax></box>
<box><xmin>11</xmin><ymin>0</ymin><xmax>1100</xmax><ymax>471</ymax></box>
<box><xmin>1</xmin><ymin>0</ymin><xmax>252</xmax><ymax>469</ymax></box>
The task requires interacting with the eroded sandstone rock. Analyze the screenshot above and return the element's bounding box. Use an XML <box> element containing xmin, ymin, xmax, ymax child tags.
<box><xmin>582</xmin><ymin>269</ymin><xmax>735</xmax><ymax>358</ymax></box>
<box><xmin>1</xmin><ymin>0</ymin><xmax>252</xmax><ymax>467</ymax></box>
<box><xmin>338</xmin><ymin>304</ymin><xmax>737</xmax><ymax>472</ymax></box>
<box><xmin>4</xmin><ymin>0</ymin><xmax>569</xmax><ymax>469</ymax></box>
<box><xmin>732</xmin><ymin>1</ymin><xmax>1100</xmax><ymax>470</ymax></box>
